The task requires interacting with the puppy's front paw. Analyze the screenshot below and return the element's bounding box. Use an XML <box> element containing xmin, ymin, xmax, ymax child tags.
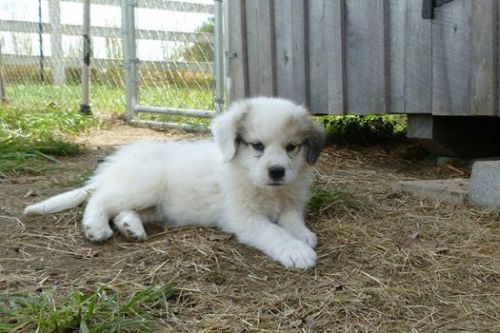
<box><xmin>296</xmin><ymin>229</ymin><xmax>318</xmax><ymax>249</ymax></box>
<box><xmin>276</xmin><ymin>241</ymin><xmax>317</xmax><ymax>269</ymax></box>
<box><xmin>84</xmin><ymin>224</ymin><xmax>114</xmax><ymax>242</ymax></box>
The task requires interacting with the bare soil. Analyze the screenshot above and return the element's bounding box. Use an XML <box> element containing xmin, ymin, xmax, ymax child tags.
<box><xmin>1</xmin><ymin>123</ymin><xmax>499</xmax><ymax>332</ymax></box>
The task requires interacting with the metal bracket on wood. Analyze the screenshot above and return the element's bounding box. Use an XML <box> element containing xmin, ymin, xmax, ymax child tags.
<box><xmin>422</xmin><ymin>0</ymin><xmax>456</xmax><ymax>19</ymax></box>
<box><xmin>122</xmin><ymin>57</ymin><xmax>139</xmax><ymax>68</ymax></box>
<box><xmin>225</xmin><ymin>51</ymin><xmax>237</xmax><ymax>59</ymax></box>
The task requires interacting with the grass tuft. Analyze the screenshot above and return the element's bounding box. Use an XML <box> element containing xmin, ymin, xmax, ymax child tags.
<box><xmin>308</xmin><ymin>186</ymin><xmax>361</xmax><ymax>214</ymax></box>
<box><xmin>0</xmin><ymin>285</ymin><xmax>177</xmax><ymax>333</ymax></box>
<box><xmin>0</xmin><ymin>102</ymin><xmax>97</xmax><ymax>175</ymax></box>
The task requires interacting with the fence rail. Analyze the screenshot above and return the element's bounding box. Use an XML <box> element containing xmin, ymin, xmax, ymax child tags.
<box><xmin>0</xmin><ymin>20</ymin><xmax>212</xmax><ymax>44</ymax></box>
<box><xmin>2</xmin><ymin>54</ymin><xmax>213</xmax><ymax>73</ymax></box>
<box><xmin>0</xmin><ymin>0</ymin><xmax>216</xmax><ymax>115</ymax></box>
<box><xmin>69</xmin><ymin>0</ymin><xmax>214</xmax><ymax>13</ymax></box>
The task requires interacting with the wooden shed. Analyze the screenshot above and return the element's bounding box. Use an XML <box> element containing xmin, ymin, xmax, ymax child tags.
<box><xmin>227</xmin><ymin>0</ymin><xmax>500</xmax><ymax>157</ymax></box>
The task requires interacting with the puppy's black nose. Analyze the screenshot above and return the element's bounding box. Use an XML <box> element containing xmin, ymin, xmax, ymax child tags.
<box><xmin>269</xmin><ymin>166</ymin><xmax>285</xmax><ymax>181</ymax></box>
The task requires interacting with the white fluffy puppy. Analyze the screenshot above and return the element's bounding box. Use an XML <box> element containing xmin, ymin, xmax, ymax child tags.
<box><xmin>24</xmin><ymin>97</ymin><xmax>325</xmax><ymax>269</ymax></box>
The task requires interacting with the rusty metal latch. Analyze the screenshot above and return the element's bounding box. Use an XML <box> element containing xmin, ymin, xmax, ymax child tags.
<box><xmin>422</xmin><ymin>0</ymin><xmax>456</xmax><ymax>19</ymax></box>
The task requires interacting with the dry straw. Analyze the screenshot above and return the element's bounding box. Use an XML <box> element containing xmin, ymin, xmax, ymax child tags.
<box><xmin>1</xmin><ymin>143</ymin><xmax>499</xmax><ymax>332</ymax></box>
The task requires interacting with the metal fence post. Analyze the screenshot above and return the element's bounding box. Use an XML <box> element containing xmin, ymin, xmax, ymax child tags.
<box><xmin>121</xmin><ymin>0</ymin><xmax>138</xmax><ymax>120</ymax></box>
<box><xmin>0</xmin><ymin>43</ymin><xmax>5</xmax><ymax>102</ymax></box>
<box><xmin>214</xmin><ymin>0</ymin><xmax>225</xmax><ymax>113</ymax></box>
<box><xmin>49</xmin><ymin>0</ymin><xmax>65</xmax><ymax>85</ymax></box>
<box><xmin>80</xmin><ymin>0</ymin><xmax>92</xmax><ymax>115</ymax></box>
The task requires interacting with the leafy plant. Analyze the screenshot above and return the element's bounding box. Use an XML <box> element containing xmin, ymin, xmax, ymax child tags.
<box><xmin>308</xmin><ymin>186</ymin><xmax>360</xmax><ymax>214</ymax></box>
<box><xmin>0</xmin><ymin>102</ymin><xmax>96</xmax><ymax>174</ymax></box>
<box><xmin>322</xmin><ymin>114</ymin><xmax>407</xmax><ymax>145</ymax></box>
<box><xmin>0</xmin><ymin>285</ymin><xmax>177</xmax><ymax>333</ymax></box>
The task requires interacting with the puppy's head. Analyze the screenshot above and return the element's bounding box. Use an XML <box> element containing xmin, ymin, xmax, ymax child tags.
<box><xmin>211</xmin><ymin>97</ymin><xmax>325</xmax><ymax>187</ymax></box>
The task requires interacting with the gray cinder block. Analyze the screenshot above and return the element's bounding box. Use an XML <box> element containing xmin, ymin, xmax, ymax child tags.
<box><xmin>469</xmin><ymin>161</ymin><xmax>500</xmax><ymax>208</ymax></box>
<box><xmin>392</xmin><ymin>179</ymin><xmax>469</xmax><ymax>206</ymax></box>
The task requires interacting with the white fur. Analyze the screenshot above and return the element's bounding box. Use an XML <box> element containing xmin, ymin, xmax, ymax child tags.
<box><xmin>24</xmin><ymin>97</ymin><xmax>325</xmax><ymax>269</ymax></box>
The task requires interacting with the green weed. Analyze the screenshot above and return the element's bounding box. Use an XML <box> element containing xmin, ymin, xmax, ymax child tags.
<box><xmin>0</xmin><ymin>285</ymin><xmax>177</xmax><ymax>333</ymax></box>
<box><xmin>0</xmin><ymin>102</ymin><xmax>96</xmax><ymax>175</ymax></box>
<box><xmin>5</xmin><ymin>83</ymin><xmax>214</xmax><ymax>114</ymax></box>
<box><xmin>308</xmin><ymin>186</ymin><xmax>360</xmax><ymax>214</ymax></box>
<box><xmin>322</xmin><ymin>114</ymin><xmax>407</xmax><ymax>145</ymax></box>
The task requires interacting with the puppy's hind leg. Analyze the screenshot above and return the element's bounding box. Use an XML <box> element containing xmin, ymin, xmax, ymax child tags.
<box><xmin>113</xmin><ymin>210</ymin><xmax>147</xmax><ymax>241</ymax></box>
<box><xmin>82</xmin><ymin>196</ymin><xmax>114</xmax><ymax>242</ymax></box>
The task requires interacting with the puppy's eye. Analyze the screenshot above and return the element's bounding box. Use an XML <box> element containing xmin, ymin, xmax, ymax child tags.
<box><xmin>252</xmin><ymin>142</ymin><xmax>265</xmax><ymax>152</ymax></box>
<box><xmin>286</xmin><ymin>144</ymin><xmax>297</xmax><ymax>153</ymax></box>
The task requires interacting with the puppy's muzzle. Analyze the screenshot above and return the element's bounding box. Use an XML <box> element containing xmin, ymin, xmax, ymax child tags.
<box><xmin>268</xmin><ymin>166</ymin><xmax>285</xmax><ymax>183</ymax></box>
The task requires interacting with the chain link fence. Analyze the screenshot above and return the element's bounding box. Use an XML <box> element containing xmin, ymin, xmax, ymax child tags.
<box><xmin>0</xmin><ymin>0</ymin><xmax>217</xmax><ymax>119</ymax></box>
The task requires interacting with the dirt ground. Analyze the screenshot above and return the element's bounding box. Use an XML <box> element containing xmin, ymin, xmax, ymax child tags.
<box><xmin>1</xmin><ymin>123</ymin><xmax>499</xmax><ymax>332</ymax></box>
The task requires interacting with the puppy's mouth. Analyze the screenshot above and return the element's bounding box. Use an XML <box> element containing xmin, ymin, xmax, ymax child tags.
<box><xmin>267</xmin><ymin>181</ymin><xmax>285</xmax><ymax>187</ymax></box>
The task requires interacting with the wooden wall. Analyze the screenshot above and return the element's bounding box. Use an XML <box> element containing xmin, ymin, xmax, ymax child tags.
<box><xmin>228</xmin><ymin>0</ymin><xmax>499</xmax><ymax>116</ymax></box>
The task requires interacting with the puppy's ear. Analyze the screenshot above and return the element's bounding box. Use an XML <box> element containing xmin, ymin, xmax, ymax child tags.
<box><xmin>211</xmin><ymin>101</ymin><xmax>248</xmax><ymax>162</ymax></box>
<box><xmin>303</xmin><ymin>117</ymin><xmax>326</xmax><ymax>165</ymax></box>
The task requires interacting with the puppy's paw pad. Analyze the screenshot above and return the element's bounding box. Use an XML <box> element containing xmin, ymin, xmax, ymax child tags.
<box><xmin>84</xmin><ymin>225</ymin><xmax>114</xmax><ymax>242</ymax></box>
<box><xmin>277</xmin><ymin>241</ymin><xmax>317</xmax><ymax>269</ymax></box>
<box><xmin>121</xmin><ymin>223</ymin><xmax>147</xmax><ymax>241</ymax></box>
<box><xmin>114</xmin><ymin>215</ymin><xmax>147</xmax><ymax>241</ymax></box>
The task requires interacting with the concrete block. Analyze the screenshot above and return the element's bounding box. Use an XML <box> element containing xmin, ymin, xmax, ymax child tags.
<box><xmin>469</xmin><ymin>161</ymin><xmax>500</xmax><ymax>208</ymax></box>
<box><xmin>392</xmin><ymin>179</ymin><xmax>469</xmax><ymax>206</ymax></box>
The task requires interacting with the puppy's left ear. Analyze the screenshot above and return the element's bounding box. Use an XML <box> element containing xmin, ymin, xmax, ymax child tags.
<box><xmin>303</xmin><ymin>117</ymin><xmax>326</xmax><ymax>165</ymax></box>
<box><xmin>211</xmin><ymin>101</ymin><xmax>248</xmax><ymax>162</ymax></box>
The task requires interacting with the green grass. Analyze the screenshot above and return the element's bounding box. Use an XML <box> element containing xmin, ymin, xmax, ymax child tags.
<box><xmin>0</xmin><ymin>102</ymin><xmax>98</xmax><ymax>175</ymax></box>
<box><xmin>322</xmin><ymin>114</ymin><xmax>407</xmax><ymax>145</ymax></box>
<box><xmin>1</xmin><ymin>84</ymin><xmax>408</xmax><ymax>176</ymax></box>
<box><xmin>0</xmin><ymin>285</ymin><xmax>177</xmax><ymax>333</ymax></box>
<box><xmin>6</xmin><ymin>83</ymin><xmax>214</xmax><ymax>114</ymax></box>
<box><xmin>308</xmin><ymin>186</ymin><xmax>361</xmax><ymax>214</ymax></box>
<box><xmin>0</xmin><ymin>83</ymin><xmax>215</xmax><ymax>174</ymax></box>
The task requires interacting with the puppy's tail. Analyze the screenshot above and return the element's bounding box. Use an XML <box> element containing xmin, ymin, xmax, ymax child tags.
<box><xmin>23</xmin><ymin>187</ymin><xmax>93</xmax><ymax>216</ymax></box>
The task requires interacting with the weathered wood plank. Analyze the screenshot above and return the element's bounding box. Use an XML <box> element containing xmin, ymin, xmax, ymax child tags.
<box><xmin>245</xmin><ymin>0</ymin><xmax>276</xmax><ymax>96</ymax></box>
<box><xmin>326</xmin><ymin>0</ymin><xmax>346</xmax><ymax>115</ymax></box>
<box><xmin>344</xmin><ymin>0</ymin><xmax>388</xmax><ymax>114</ymax></box>
<box><xmin>308</xmin><ymin>0</ymin><xmax>329</xmax><ymax>113</ymax></box>
<box><xmin>389</xmin><ymin>0</ymin><xmax>432</xmax><ymax>114</ymax></box>
<box><xmin>430</xmin><ymin>0</ymin><xmax>496</xmax><ymax>116</ymax></box>
<box><xmin>227</xmin><ymin>0</ymin><xmax>248</xmax><ymax>101</ymax></box>
<box><xmin>228</xmin><ymin>0</ymin><xmax>500</xmax><ymax>117</ymax></box>
<box><xmin>308</xmin><ymin>0</ymin><xmax>345</xmax><ymax>115</ymax></box>
<box><xmin>388</xmin><ymin>0</ymin><xmax>407</xmax><ymax>114</ymax></box>
<box><xmin>404</xmin><ymin>0</ymin><xmax>432</xmax><ymax>114</ymax></box>
<box><xmin>432</xmin><ymin>1</ymin><xmax>468</xmax><ymax>115</ymax></box>
<box><xmin>498</xmin><ymin>0</ymin><xmax>500</xmax><ymax>117</ymax></box>
<box><xmin>274</xmin><ymin>0</ymin><xmax>307</xmax><ymax>105</ymax></box>
<box><xmin>470</xmin><ymin>0</ymin><xmax>497</xmax><ymax>115</ymax></box>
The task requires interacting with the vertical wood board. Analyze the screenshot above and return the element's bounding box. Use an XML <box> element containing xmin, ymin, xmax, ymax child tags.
<box><xmin>432</xmin><ymin>0</ymin><xmax>471</xmax><ymax>115</ymax></box>
<box><xmin>469</xmin><ymin>0</ymin><xmax>497</xmax><ymax>115</ymax></box>
<box><xmin>344</xmin><ymin>0</ymin><xmax>388</xmax><ymax>114</ymax></box>
<box><xmin>404</xmin><ymin>0</ymin><xmax>432</xmax><ymax>114</ymax></box>
<box><xmin>308</xmin><ymin>0</ymin><xmax>345</xmax><ymax>114</ymax></box>
<box><xmin>244</xmin><ymin>0</ymin><xmax>276</xmax><ymax>96</ymax></box>
<box><xmin>228</xmin><ymin>0</ymin><xmax>500</xmax><ymax>117</ymax></box>
<box><xmin>388</xmin><ymin>0</ymin><xmax>432</xmax><ymax>114</ymax></box>
<box><xmin>227</xmin><ymin>0</ymin><xmax>248</xmax><ymax>102</ymax></box>
<box><xmin>274</xmin><ymin>0</ymin><xmax>308</xmax><ymax>104</ymax></box>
